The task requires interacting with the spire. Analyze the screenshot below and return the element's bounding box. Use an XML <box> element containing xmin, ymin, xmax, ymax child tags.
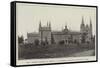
<box><xmin>90</xmin><ymin>18</ymin><xmax>92</xmax><ymax>35</ymax></box>
<box><xmin>82</xmin><ymin>16</ymin><xmax>84</xmax><ymax>25</ymax></box>
<box><xmin>80</xmin><ymin>16</ymin><xmax>85</xmax><ymax>32</ymax></box>
<box><xmin>39</xmin><ymin>20</ymin><xmax>41</xmax><ymax>31</ymax></box>
<box><xmin>81</xmin><ymin>16</ymin><xmax>85</xmax><ymax>26</ymax></box>
<box><xmin>47</xmin><ymin>21</ymin><xmax>49</xmax><ymax>27</ymax></box>
<box><xmin>49</xmin><ymin>21</ymin><xmax>51</xmax><ymax>27</ymax></box>
<box><xmin>48</xmin><ymin>21</ymin><xmax>51</xmax><ymax>30</ymax></box>
<box><xmin>65</xmin><ymin>22</ymin><xmax>68</xmax><ymax>29</ymax></box>
<box><xmin>90</xmin><ymin>18</ymin><xmax>92</xmax><ymax>27</ymax></box>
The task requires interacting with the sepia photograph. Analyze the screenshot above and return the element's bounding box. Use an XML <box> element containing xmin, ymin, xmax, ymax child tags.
<box><xmin>11</xmin><ymin>1</ymin><xmax>97</xmax><ymax>66</ymax></box>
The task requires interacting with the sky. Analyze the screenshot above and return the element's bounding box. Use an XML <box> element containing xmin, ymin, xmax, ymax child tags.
<box><xmin>16</xmin><ymin>3</ymin><xmax>96</xmax><ymax>39</ymax></box>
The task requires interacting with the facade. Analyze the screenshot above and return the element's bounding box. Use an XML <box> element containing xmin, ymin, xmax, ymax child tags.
<box><xmin>27</xmin><ymin>17</ymin><xmax>93</xmax><ymax>44</ymax></box>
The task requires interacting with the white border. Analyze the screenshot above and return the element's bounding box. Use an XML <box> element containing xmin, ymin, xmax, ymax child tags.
<box><xmin>15</xmin><ymin>2</ymin><xmax>97</xmax><ymax>65</ymax></box>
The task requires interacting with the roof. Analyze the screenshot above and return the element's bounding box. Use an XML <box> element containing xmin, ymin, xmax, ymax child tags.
<box><xmin>27</xmin><ymin>32</ymin><xmax>39</xmax><ymax>37</ymax></box>
<box><xmin>52</xmin><ymin>31</ymin><xmax>81</xmax><ymax>35</ymax></box>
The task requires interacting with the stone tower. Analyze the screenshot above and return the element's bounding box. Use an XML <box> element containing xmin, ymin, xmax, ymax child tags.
<box><xmin>39</xmin><ymin>21</ymin><xmax>51</xmax><ymax>44</ymax></box>
<box><xmin>80</xmin><ymin>17</ymin><xmax>93</xmax><ymax>43</ymax></box>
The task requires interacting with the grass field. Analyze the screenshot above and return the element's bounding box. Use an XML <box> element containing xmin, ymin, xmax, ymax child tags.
<box><xmin>18</xmin><ymin>43</ymin><xmax>95</xmax><ymax>60</ymax></box>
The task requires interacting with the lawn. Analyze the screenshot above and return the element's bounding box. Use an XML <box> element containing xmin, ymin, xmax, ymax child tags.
<box><xmin>18</xmin><ymin>43</ymin><xmax>95</xmax><ymax>60</ymax></box>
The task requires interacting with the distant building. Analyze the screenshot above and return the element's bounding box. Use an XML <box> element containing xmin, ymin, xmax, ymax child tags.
<box><xmin>27</xmin><ymin>17</ymin><xmax>93</xmax><ymax>44</ymax></box>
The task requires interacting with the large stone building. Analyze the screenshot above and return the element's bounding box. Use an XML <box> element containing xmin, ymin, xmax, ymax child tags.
<box><xmin>27</xmin><ymin>17</ymin><xmax>93</xmax><ymax>44</ymax></box>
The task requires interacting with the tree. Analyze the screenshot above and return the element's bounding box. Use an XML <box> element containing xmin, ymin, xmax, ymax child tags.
<box><xmin>59</xmin><ymin>40</ymin><xmax>65</xmax><ymax>45</ymax></box>
<box><xmin>18</xmin><ymin>35</ymin><xmax>24</xmax><ymax>44</ymax></box>
<box><xmin>51</xmin><ymin>33</ymin><xmax>55</xmax><ymax>44</ymax></box>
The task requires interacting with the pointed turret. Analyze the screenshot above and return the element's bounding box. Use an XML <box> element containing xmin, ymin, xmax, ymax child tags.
<box><xmin>82</xmin><ymin>16</ymin><xmax>84</xmax><ymax>24</ymax></box>
<box><xmin>47</xmin><ymin>21</ymin><xmax>49</xmax><ymax>27</ymax></box>
<box><xmin>65</xmin><ymin>23</ymin><xmax>68</xmax><ymax>30</ymax></box>
<box><xmin>90</xmin><ymin>18</ymin><xmax>92</xmax><ymax>35</ymax></box>
<box><xmin>39</xmin><ymin>21</ymin><xmax>41</xmax><ymax>31</ymax></box>
<box><xmin>49</xmin><ymin>21</ymin><xmax>51</xmax><ymax>29</ymax></box>
<box><xmin>80</xmin><ymin>16</ymin><xmax>85</xmax><ymax>32</ymax></box>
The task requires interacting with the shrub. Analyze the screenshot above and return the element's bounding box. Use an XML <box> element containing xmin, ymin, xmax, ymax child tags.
<box><xmin>59</xmin><ymin>40</ymin><xmax>65</xmax><ymax>45</ymax></box>
<box><xmin>34</xmin><ymin>39</ymin><xmax>39</xmax><ymax>45</ymax></box>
